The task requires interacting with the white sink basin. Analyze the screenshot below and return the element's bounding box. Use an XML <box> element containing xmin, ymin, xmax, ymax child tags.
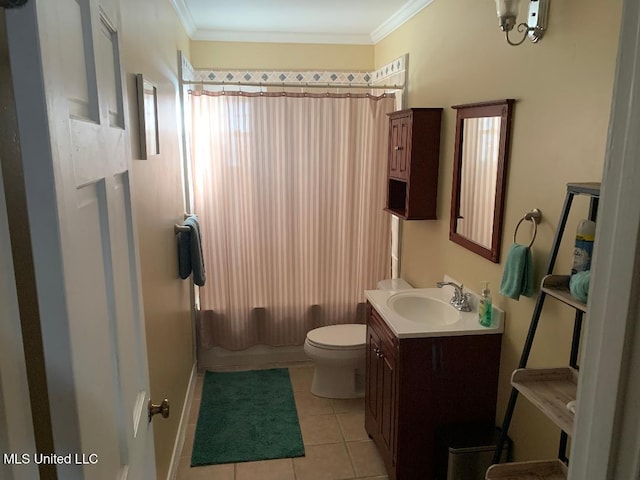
<box><xmin>366</xmin><ymin>284</ymin><xmax>504</xmax><ymax>338</ymax></box>
<box><xmin>386</xmin><ymin>291</ymin><xmax>460</xmax><ymax>325</ymax></box>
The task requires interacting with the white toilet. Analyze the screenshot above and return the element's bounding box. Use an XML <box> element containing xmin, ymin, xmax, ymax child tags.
<box><xmin>304</xmin><ymin>278</ymin><xmax>412</xmax><ymax>399</ymax></box>
<box><xmin>304</xmin><ymin>324</ymin><xmax>367</xmax><ymax>398</ymax></box>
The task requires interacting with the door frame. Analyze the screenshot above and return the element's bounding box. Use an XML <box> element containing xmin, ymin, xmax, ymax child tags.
<box><xmin>569</xmin><ymin>0</ymin><xmax>640</xmax><ymax>477</ymax></box>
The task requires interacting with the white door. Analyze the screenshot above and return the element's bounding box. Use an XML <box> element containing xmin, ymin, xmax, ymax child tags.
<box><xmin>6</xmin><ymin>1</ymin><xmax>156</xmax><ymax>479</ymax></box>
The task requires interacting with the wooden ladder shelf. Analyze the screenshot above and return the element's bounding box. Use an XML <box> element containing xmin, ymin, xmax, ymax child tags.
<box><xmin>487</xmin><ymin>183</ymin><xmax>600</xmax><ymax>480</ymax></box>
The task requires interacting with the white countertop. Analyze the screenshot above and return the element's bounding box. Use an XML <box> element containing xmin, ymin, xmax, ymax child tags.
<box><xmin>365</xmin><ymin>287</ymin><xmax>504</xmax><ymax>339</ymax></box>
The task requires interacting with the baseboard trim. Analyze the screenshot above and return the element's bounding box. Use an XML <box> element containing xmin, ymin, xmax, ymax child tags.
<box><xmin>198</xmin><ymin>345</ymin><xmax>310</xmax><ymax>369</ymax></box>
<box><xmin>166</xmin><ymin>362</ymin><xmax>198</xmax><ymax>480</ymax></box>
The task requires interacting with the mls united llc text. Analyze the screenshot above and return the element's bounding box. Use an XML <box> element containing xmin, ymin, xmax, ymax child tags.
<box><xmin>3</xmin><ymin>453</ymin><xmax>99</xmax><ymax>465</ymax></box>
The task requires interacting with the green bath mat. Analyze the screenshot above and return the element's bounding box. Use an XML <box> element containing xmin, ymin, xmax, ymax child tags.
<box><xmin>191</xmin><ymin>368</ymin><xmax>305</xmax><ymax>466</ymax></box>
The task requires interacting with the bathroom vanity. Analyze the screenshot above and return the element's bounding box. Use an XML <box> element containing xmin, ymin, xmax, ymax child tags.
<box><xmin>364</xmin><ymin>288</ymin><xmax>503</xmax><ymax>480</ymax></box>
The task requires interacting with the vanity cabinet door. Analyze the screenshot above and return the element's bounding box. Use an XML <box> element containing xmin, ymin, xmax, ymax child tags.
<box><xmin>435</xmin><ymin>335</ymin><xmax>502</xmax><ymax>424</ymax></box>
<box><xmin>365</xmin><ymin>306</ymin><xmax>398</xmax><ymax>471</ymax></box>
<box><xmin>379</xmin><ymin>336</ymin><xmax>397</xmax><ymax>463</ymax></box>
<box><xmin>394</xmin><ymin>337</ymin><xmax>438</xmax><ymax>480</ymax></box>
<box><xmin>365</xmin><ymin>324</ymin><xmax>382</xmax><ymax>430</ymax></box>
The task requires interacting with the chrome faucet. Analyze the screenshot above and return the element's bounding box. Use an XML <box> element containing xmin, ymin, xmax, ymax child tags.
<box><xmin>436</xmin><ymin>281</ymin><xmax>471</xmax><ymax>312</ymax></box>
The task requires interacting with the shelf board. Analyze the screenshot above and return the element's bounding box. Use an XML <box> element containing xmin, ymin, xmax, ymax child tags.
<box><xmin>541</xmin><ymin>275</ymin><xmax>587</xmax><ymax>313</ymax></box>
<box><xmin>567</xmin><ymin>182</ymin><xmax>600</xmax><ymax>197</ymax></box>
<box><xmin>486</xmin><ymin>459</ymin><xmax>567</xmax><ymax>479</ymax></box>
<box><xmin>511</xmin><ymin>367</ymin><xmax>578</xmax><ymax>435</ymax></box>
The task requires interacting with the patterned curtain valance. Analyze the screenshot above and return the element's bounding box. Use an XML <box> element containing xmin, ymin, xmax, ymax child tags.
<box><xmin>191</xmin><ymin>56</ymin><xmax>406</xmax><ymax>88</ymax></box>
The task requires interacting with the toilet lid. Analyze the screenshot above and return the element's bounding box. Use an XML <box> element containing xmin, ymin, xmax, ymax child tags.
<box><xmin>306</xmin><ymin>324</ymin><xmax>366</xmax><ymax>349</ymax></box>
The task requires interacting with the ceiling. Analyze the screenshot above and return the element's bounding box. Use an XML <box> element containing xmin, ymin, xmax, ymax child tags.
<box><xmin>172</xmin><ymin>0</ymin><xmax>433</xmax><ymax>45</ymax></box>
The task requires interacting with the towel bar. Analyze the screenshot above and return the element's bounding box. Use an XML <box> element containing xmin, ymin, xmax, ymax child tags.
<box><xmin>175</xmin><ymin>213</ymin><xmax>196</xmax><ymax>233</ymax></box>
<box><xmin>514</xmin><ymin>209</ymin><xmax>542</xmax><ymax>248</ymax></box>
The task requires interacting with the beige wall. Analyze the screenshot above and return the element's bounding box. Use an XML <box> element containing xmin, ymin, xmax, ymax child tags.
<box><xmin>190</xmin><ymin>41</ymin><xmax>374</xmax><ymax>70</ymax></box>
<box><xmin>120</xmin><ymin>2</ymin><xmax>192</xmax><ymax>478</ymax></box>
<box><xmin>375</xmin><ymin>0</ymin><xmax>622</xmax><ymax>461</ymax></box>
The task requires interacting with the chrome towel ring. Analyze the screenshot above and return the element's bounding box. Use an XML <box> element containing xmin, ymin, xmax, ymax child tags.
<box><xmin>514</xmin><ymin>208</ymin><xmax>542</xmax><ymax>248</ymax></box>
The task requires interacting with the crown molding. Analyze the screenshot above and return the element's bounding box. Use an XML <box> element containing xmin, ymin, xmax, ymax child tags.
<box><xmin>370</xmin><ymin>0</ymin><xmax>434</xmax><ymax>44</ymax></box>
<box><xmin>170</xmin><ymin>0</ymin><xmax>197</xmax><ymax>37</ymax></box>
<box><xmin>173</xmin><ymin>0</ymin><xmax>435</xmax><ymax>45</ymax></box>
<box><xmin>191</xmin><ymin>29</ymin><xmax>374</xmax><ymax>45</ymax></box>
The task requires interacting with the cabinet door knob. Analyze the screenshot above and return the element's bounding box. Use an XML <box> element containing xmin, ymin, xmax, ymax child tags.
<box><xmin>394</xmin><ymin>145</ymin><xmax>403</xmax><ymax>151</ymax></box>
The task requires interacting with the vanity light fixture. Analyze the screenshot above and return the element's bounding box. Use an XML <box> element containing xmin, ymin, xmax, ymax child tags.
<box><xmin>495</xmin><ymin>0</ymin><xmax>549</xmax><ymax>46</ymax></box>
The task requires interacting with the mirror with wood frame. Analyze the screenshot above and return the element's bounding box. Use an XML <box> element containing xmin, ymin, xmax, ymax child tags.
<box><xmin>449</xmin><ymin>99</ymin><xmax>514</xmax><ymax>263</ymax></box>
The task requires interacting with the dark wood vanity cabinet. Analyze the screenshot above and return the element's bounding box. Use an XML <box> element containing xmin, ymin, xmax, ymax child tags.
<box><xmin>385</xmin><ymin>108</ymin><xmax>443</xmax><ymax>220</ymax></box>
<box><xmin>365</xmin><ymin>303</ymin><xmax>502</xmax><ymax>480</ymax></box>
<box><xmin>365</xmin><ymin>307</ymin><xmax>398</xmax><ymax>460</ymax></box>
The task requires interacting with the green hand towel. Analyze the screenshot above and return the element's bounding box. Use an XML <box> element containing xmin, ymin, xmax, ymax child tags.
<box><xmin>499</xmin><ymin>243</ymin><xmax>535</xmax><ymax>300</ymax></box>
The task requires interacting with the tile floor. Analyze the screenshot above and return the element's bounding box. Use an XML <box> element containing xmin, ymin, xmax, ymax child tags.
<box><xmin>176</xmin><ymin>363</ymin><xmax>388</xmax><ymax>480</ymax></box>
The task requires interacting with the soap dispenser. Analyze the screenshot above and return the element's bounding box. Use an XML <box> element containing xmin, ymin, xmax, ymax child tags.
<box><xmin>479</xmin><ymin>282</ymin><xmax>492</xmax><ymax>327</ymax></box>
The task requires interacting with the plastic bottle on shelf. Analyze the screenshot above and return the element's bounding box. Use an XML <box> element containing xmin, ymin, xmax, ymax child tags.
<box><xmin>479</xmin><ymin>282</ymin><xmax>492</xmax><ymax>327</ymax></box>
<box><xmin>571</xmin><ymin>219</ymin><xmax>596</xmax><ymax>275</ymax></box>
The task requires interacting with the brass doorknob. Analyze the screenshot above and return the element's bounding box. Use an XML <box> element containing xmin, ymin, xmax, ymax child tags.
<box><xmin>148</xmin><ymin>399</ymin><xmax>170</xmax><ymax>422</ymax></box>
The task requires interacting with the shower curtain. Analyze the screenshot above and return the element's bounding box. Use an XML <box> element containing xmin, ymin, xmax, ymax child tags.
<box><xmin>191</xmin><ymin>90</ymin><xmax>394</xmax><ymax>350</ymax></box>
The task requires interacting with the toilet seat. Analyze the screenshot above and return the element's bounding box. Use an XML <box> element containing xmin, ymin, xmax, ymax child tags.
<box><xmin>306</xmin><ymin>324</ymin><xmax>366</xmax><ymax>351</ymax></box>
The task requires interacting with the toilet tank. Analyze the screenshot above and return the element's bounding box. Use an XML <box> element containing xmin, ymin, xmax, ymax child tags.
<box><xmin>377</xmin><ymin>278</ymin><xmax>412</xmax><ymax>291</ymax></box>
